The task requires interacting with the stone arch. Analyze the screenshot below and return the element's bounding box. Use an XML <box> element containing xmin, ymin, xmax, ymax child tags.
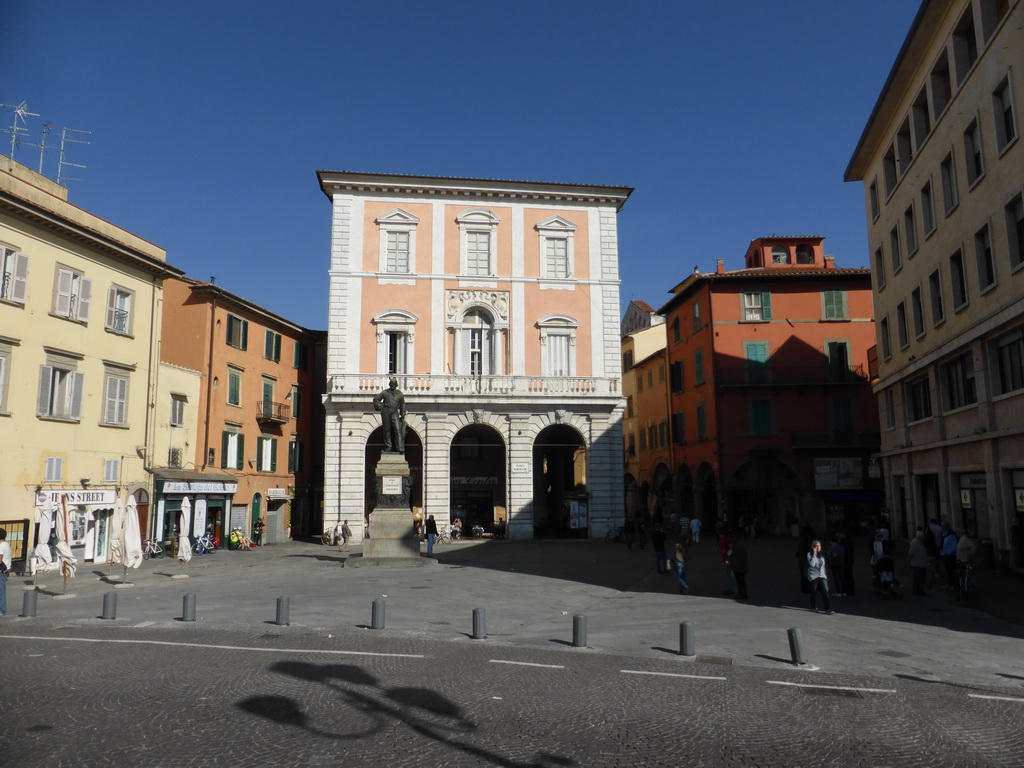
<box><xmin>533</xmin><ymin>423</ymin><xmax>588</xmax><ymax>537</ymax></box>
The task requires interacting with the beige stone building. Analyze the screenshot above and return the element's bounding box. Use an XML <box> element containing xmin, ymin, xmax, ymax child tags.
<box><xmin>845</xmin><ymin>0</ymin><xmax>1023</xmax><ymax>567</ymax></box>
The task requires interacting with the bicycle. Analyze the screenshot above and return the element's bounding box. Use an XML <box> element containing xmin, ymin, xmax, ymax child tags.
<box><xmin>320</xmin><ymin>531</ymin><xmax>336</xmax><ymax>546</ymax></box>
<box><xmin>194</xmin><ymin>534</ymin><xmax>217</xmax><ymax>555</ymax></box>
<box><xmin>605</xmin><ymin>525</ymin><xmax>624</xmax><ymax>544</ymax></box>
<box><xmin>142</xmin><ymin>540</ymin><xmax>164</xmax><ymax>559</ymax></box>
<box><xmin>957</xmin><ymin>562</ymin><xmax>980</xmax><ymax>607</ymax></box>
<box><xmin>433</xmin><ymin>525</ymin><xmax>451</xmax><ymax>545</ymax></box>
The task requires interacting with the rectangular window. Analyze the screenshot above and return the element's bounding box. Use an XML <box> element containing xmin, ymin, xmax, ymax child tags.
<box><xmin>264</xmin><ymin>330</ymin><xmax>282</xmax><ymax>362</ymax></box>
<box><xmin>261</xmin><ymin>379</ymin><xmax>275</xmax><ymax>418</ymax></box>
<box><xmin>622</xmin><ymin>351</ymin><xmax>633</xmax><ymax>371</ymax></box>
<box><xmin>293</xmin><ymin>341</ymin><xmax>308</xmax><ymax>370</ymax></box>
<box><xmin>694</xmin><ymin>349</ymin><xmax>704</xmax><ymax>384</ymax></box>
<box><xmin>103</xmin><ymin>372</ymin><xmax>129</xmax><ymax>426</ymax></box>
<box><xmin>288</xmin><ymin>438</ymin><xmax>303</xmax><ymax>473</ymax></box>
<box><xmin>912</xmin><ymin>87</ymin><xmax>931</xmax><ymax>149</ymax></box>
<box><xmin>904</xmin><ymin>205</ymin><xmax>918</xmax><ymax>257</ymax></box>
<box><xmin>952</xmin><ymin>8</ymin><xmax>979</xmax><ymax>84</ymax></box>
<box><xmin>874</xmin><ymin>247</ymin><xmax>886</xmax><ymax>289</ymax></box>
<box><xmin>546</xmin><ymin>334</ymin><xmax>571</xmax><ymax>378</ymax></box>
<box><xmin>980</xmin><ymin>0</ymin><xmax>1010</xmax><ymax>41</ymax></box>
<box><xmin>869</xmin><ymin>180</ymin><xmax>879</xmax><ymax>220</ymax></box>
<box><xmin>994</xmin><ymin>77</ymin><xmax>1018</xmax><ymax>151</ymax></box>
<box><xmin>544</xmin><ymin>237</ymin><xmax>569</xmax><ymax>279</ymax></box>
<box><xmin>52</xmin><ymin>265</ymin><xmax>92</xmax><ymax>322</ymax></box>
<box><xmin>387</xmin><ymin>331</ymin><xmax>408</xmax><ymax>374</ymax></box>
<box><xmin>672</xmin><ymin>411</ymin><xmax>686</xmax><ymax>445</ymax></box>
<box><xmin>942</xmin><ymin>354</ymin><xmax>977</xmax><ymax>411</ymax></box>
<box><xmin>906</xmin><ymin>375</ymin><xmax>933</xmax><ymax>422</ymax></box>
<box><xmin>831</xmin><ymin>398</ymin><xmax>854</xmax><ymax>440</ymax></box>
<box><xmin>823</xmin><ymin>290</ymin><xmax>848</xmax><ymax>320</ymax></box>
<box><xmin>696</xmin><ymin>404</ymin><xmax>707</xmax><ymax>440</ymax></box>
<box><xmin>941</xmin><ymin>152</ymin><xmax>959</xmax><ymax>214</ymax></box>
<box><xmin>950</xmin><ymin>249</ymin><xmax>969</xmax><ymax>309</ymax></box>
<box><xmin>825</xmin><ymin>340</ymin><xmax>851</xmax><ymax>380</ymax></box>
<box><xmin>639</xmin><ymin>428</ymin><xmax>647</xmax><ymax>452</ymax></box>
<box><xmin>221</xmin><ymin>430</ymin><xmax>244</xmax><ymax>471</ymax></box>
<box><xmin>670</xmin><ymin>317</ymin><xmax>681</xmax><ymax>344</ymax></box>
<box><xmin>750</xmin><ymin>398</ymin><xmax>772</xmax><ymax>435</ymax></box>
<box><xmin>0</xmin><ymin>244</ymin><xmax>29</xmax><ymax>304</ymax></box>
<box><xmin>975</xmin><ymin>224</ymin><xmax>996</xmax><ymax>290</ymax></box>
<box><xmin>963</xmin><ymin>119</ymin><xmax>985</xmax><ymax>186</ymax></box>
<box><xmin>104</xmin><ymin>458</ymin><xmax>120</xmax><ymax>483</ymax></box>
<box><xmin>995</xmin><ymin>328</ymin><xmax>1024</xmax><ymax>394</ymax></box>
<box><xmin>921</xmin><ymin>181</ymin><xmax>936</xmax><ymax>236</ymax></box>
<box><xmin>883</xmin><ymin>143</ymin><xmax>898</xmax><ymax>196</ymax></box>
<box><xmin>692</xmin><ymin>300</ymin><xmax>701</xmax><ymax>332</ymax></box>
<box><xmin>896</xmin><ymin>302</ymin><xmax>909</xmax><ymax>348</ymax></box>
<box><xmin>931</xmin><ymin>52</ymin><xmax>952</xmax><ymax>118</ymax></box>
<box><xmin>669</xmin><ymin>361</ymin><xmax>683</xmax><ymax>393</ymax></box>
<box><xmin>257</xmin><ymin>435</ymin><xmax>277</xmax><ymax>473</ymax></box>
<box><xmin>466</xmin><ymin>231</ymin><xmax>491</xmax><ymax>275</ymax></box>
<box><xmin>741</xmin><ymin>291</ymin><xmax>772</xmax><ymax>322</ymax></box>
<box><xmin>386</xmin><ymin>230</ymin><xmax>410</xmax><ymax>273</ymax></box>
<box><xmin>45</xmin><ymin>456</ymin><xmax>63</xmax><ymax>483</ymax></box>
<box><xmin>911</xmin><ymin>288</ymin><xmax>925</xmax><ymax>339</ymax></box>
<box><xmin>226</xmin><ymin>314</ymin><xmax>248</xmax><ymax>350</ymax></box>
<box><xmin>890</xmin><ymin>225</ymin><xmax>902</xmax><ymax>272</ymax></box>
<box><xmin>883</xmin><ymin>388</ymin><xmax>896</xmax><ymax>429</ymax></box>
<box><xmin>1006</xmin><ymin>194</ymin><xmax>1024</xmax><ymax>270</ymax></box>
<box><xmin>744</xmin><ymin>342</ymin><xmax>769</xmax><ymax>384</ymax></box>
<box><xmin>929</xmin><ymin>269</ymin><xmax>945</xmax><ymax>325</ymax></box>
<box><xmin>660</xmin><ymin>421</ymin><xmax>669</xmax><ymax>450</ymax></box>
<box><xmin>227</xmin><ymin>368</ymin><xmax>242</xmax><ymax>407</ymax></box>
<box><xmin>37</xmin><ymin>362</ymin><xmax>84</xmax><ymax>421</ymax></box>
<box><xmin>290</xmin><ymin>386</ymin><xmax>301</xmax><ymax>419</ymax></box>
<box><xmin>637</xmin><ymin>373</ymin><xmax>644</xmax><ymax>393</ymax></box>
<box><xmin>880</xmin><ymin>316</ymin><xmax>892</xmax><ymax>360</ymax></box>
<box><xmin>0</xmin><ymin>344</ymin><xmax>10</xmax><ymax>413</ymax></box>
<box><xmin>170</xmin><ymin>394</ymin><xmax>186</xmax><ymax>427</ymax></box>
<box><xmin>105</xmin><ymin>286</ymin><xmax>134</xmax><ymax>335</ymax></box>
<box><xmin>896</xmin><ymin>118</ymin><xmax>913</xmax><ymax>174</ymax></box>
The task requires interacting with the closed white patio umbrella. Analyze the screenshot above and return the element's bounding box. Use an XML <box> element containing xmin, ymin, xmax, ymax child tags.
<box><xmin>124</xmin><ymin>496</ymin><xmax>144</xmax><ymax>570</ymax></box>
<box><xmin>108</xmin><ymin>498</ymin><xmax>126</xmax><ymax>569</ymax></box>
<box><xmin>54</xmin><ymin>494</ymin><xmax>77</xmax><ymax>593</ymax></box>
<box><xmin>177</xmin><ymin>496</ymin><xmax>193</xmax><ymax>567</ymax></box>
<box><xmin>32</xmin><ymin>496</ymin><xmax>55</xmax><ymax>577</ymax></box>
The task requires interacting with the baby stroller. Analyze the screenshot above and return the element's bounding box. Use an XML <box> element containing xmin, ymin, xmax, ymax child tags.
<box><xmin>872</xmin><ymin>555</ymin><xmax>903</xmax><ymax>598</ymax></box>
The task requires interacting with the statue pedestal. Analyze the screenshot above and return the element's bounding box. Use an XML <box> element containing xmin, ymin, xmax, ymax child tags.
<box><xmin>345</xmin><ymin>452</ymin><xmax>434</xmax><ymax>568</ymax></box>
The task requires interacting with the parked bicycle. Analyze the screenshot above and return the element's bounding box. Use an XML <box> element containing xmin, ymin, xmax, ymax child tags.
<box><xmin>434</xmin><ymin>525</ymin><xmax>451</xmax><ymax>545</ymax></box>
<box><xmin>958</xmin><ymin>562</ymin><xmax>980</xmax><ymax>607</ymax></box>
<box><xmin>320</xmin><ymin>530</ymin><xmax>337</xmax><ymax>546</ymax></box>
<box><xmin>605</xmin><ymin>525</ymin><xmax>624</xmax><ymax>544</ymax></box>
<box><xmin>142</xmin><ymin>539</ymin><xmax>164</xmax><ymax>559</ymax></box>
<box><xmin>194</xmin><ymin>533</ymin><xmax>217</xmax><ymax>555</ymax></box>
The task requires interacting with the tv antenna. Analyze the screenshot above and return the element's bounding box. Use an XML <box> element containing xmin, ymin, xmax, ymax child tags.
<box><xmin>56</xmin><ymin>126</ymin><xmax>91</xmax><ymax>186</ymax></box>
<box><xmin>1</xmin><ymin>101</ymin><xmax>40</xmax><ymax>160</ymax></box>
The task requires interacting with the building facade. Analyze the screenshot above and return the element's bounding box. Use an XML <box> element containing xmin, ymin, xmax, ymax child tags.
<box><xmin>317</xmin><ymin>171</ymin><xmax>632</xmax><ymax>541</ymax></box>
<box><xmin>158</xmin><ymin>276</ymin><xmax>324</xmax><ymax>547</ymax></box>
<box><xmin>657</xmin><ymin>238</ymin><xmax>881</xmax><ymax>537</ymax></box>
<box><xmin>0</xmin><ymin>155</ymin><xmax>182</xmax><ymax>568</ymax></box>
<box><xmin>845</xmin><ymin>0</ymin><xmax>1024</xmax><ymax>567</ymax></box>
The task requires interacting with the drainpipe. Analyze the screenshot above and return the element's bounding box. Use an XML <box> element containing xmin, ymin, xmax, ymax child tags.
<box><xmin>202</xmin><ymin>286</ymin><xmax>221</xmax><ymax>471</ymax></box>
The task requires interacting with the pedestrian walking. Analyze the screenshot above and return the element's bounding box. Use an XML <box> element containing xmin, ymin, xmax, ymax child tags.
<box><xmin>940</xmin><ymin>524</ymin><xmax>958</xmax><ymax>590</ymax></box>
<box><xmin>807</xmin><ymin>540</ymin><xmax>833</xmax><ymax>614</ymax></box>
<box><xmin>718</xmin><ymin>524</ymin><xmax>736</xmax><ymax>595</ymax></box>
<box><xmin>425</xmin><ymin>514</ymin><xmax>438</xmax><ymax>557</ymax></box>
<box><xmin>339</xmin><ymin>519</ymin><xmax>353</xmax><ymax>552</ymax></box>
<box><xmin>673</xmin><ymin>542</ymin><xmax>689</xmax><ymax>594</ymax></box>
<box><xmin>0</xmin><ymin>528</ymin><xmax>10</xmax><ymax>617</ymax></box>
<box><xmin>679</xmin><ymin>515</ymin><xmax>691</xmax><ymax>543</ymax></box>
<box><xmin>908</xmin><ymin>529</ymin><xmax>930</xmax><ymax>596</ymax></box>
<box><xmin>652</xmin><ymin>526</ymin><xmax>668</xmax><ymax>574</ymax></box>
<box><xmin>689</xmin><ymin>517</ymin><xmax>701</xmax><ymax>544</ymax></box>
<box><xmin>728</xmin><ymin>539</ymin><xmax>749</xmax><ymax>600</ymax></box>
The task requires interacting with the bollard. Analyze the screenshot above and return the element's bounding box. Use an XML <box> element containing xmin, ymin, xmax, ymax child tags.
<box><xmin>472</xmin><ymin>607</ymin><xmax>486</xmax><ymax>640</ymax></box>
<box><xmin>22</xmin><ymin>590</ymin><xmax>38</xmax><ymax>618</ymax></box>
<box><xmin>787</xmin><ymin>627</ymin><xmax>806</xmax><ymax>665</ymax></box>
<box><xmin>371</xmin><ymin>598</ymin><xmax>385</xmax><ymax>630</ymax></box>
<box><xmin>679</xmin><ymin>621</ymin><xmax>695</xmax><ymax>657</ymax></box>
<box><xmin>572</xmin><ymin>614</ymin><xmax>587</xmax><ymax>648</ymax></box>
<box><xmin>182</xmin><ymin>593</ymin><xmax>196</xmax><ymax>622</ymax></box>
<box><xmin>275</xmin><ymin>596</ymin><xmax>290</xmax><ymax>626</ymax></box>
<box><xmin>101</xmin><ymin>591</ymin><xmax>117</xmax><ymax>620</ymax></box>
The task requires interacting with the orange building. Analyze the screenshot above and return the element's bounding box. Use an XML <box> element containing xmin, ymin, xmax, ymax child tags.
<box><xmin>157</xmin><ymin>276</ymin><xmax>324</xmax><ymax>546</ymax></box>
<box><xmin>657</xmin><ymin>237</ymin><xmax>882</xmax><ymax>537</ymax></box>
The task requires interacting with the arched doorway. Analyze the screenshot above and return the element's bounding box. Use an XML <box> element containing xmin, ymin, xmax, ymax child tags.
<box><xmin>695</xmin><ymin>462</ymin><xmax>719</xmax><ymax>533</ymax></box>
<box><xmin>450</xmin><ymin>424</ymin><xmax>505</xmax><ymax>534</ymax></box>
<box><xmin>364</xmin><ymin>426</ymin><xmax>424</xmax><ymax>525</ymax></box>
<box><xmin>674</xmin><ymin>465</ymin><xmax>694</xmax><ymax>522</ymax></box>
<box><xmin>624</xmin><ymin>474</ymin><xmax>639</xmax><ymax>521</ymax></box>
<box><xmin>729</xmin><ymin>455</ymin><xmax>802</xmax><ymax>537</ymax></box>
<box><xmin>533</xmin><ymin>424</ymin><xmax>586</xmax><ymax>537</ymax></box>
<box><xmin>652</xmin><ymin>463</ymin><xmax>672</xmax><ymax>527</ymax></box>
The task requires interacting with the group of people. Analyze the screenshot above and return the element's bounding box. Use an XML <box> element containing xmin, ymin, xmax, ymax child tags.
<box><xmin>907</xmin><ymin>518</ymin><xmax>977</xmax><ymax>597</ymax></box>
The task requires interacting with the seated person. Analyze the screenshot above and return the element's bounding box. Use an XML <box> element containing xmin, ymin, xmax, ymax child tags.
<box><xmin>493</xmin><ymin>518</ymin><xmax>506</xmax><ymax>539</ymax></box>
<box><xmin>451</xmin><ymin>517</ymin><xmax>463</xmax><ymax>539</ymax></box>
<box><xmin>230</xmin><ymin>528</ymin><xmax>253</xmax><ymax>550</ymax></box>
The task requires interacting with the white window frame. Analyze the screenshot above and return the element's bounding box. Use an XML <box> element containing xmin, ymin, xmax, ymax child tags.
<box><xmin>103</xmin><ymin>458</ymin><xmax>120</xmax><ymax>483</ymax></box>
<box><xmin>257</xmin><ymin>435</ymin><xmax>276</xmax><ymax>473</ymax></box>
<box><xmin>456</xmin><ymin>209</ymin><xmax>500</xmax><ymax>277</ymax></box>
<box><xmin>45</xmin><ymin>456</ymin><xmax>63</xmax><ymax>483</ymax></box>
<box><xmin>52</xmin><ymin>264</ymin><xmax>92</xmax><ymax>322</ymax></box>
<box><xmin>536</xmin><ymin>216</ymin><xmax>577</xmax><ymax>280</ymax></box>
<box><xmin>537</xmin><ymin>314</ymin><xmax>578</xmax><ymax>377</ymax></box>
<box><xmin>376</xmin><ymin>208</ymin><xmax>419</xmax><ymax>274</ymax></box>
<box><xmin>223</xmin><ymin>429</ymin><xmax>243</xmax><ymax>470</ymax></box>
<box><xmin>38</xmin><ymin>352</ymin><xmax>84</xmax><ymax>421</ymax></box>
<box><xmin>105</xmin><ymin>285</ymin><xmax>134</xmax><ymax>335</ymax></box>
<box><xmin>170</xmin><ymin>394</ymin><xmax>186</xmax><ymax>427</ymax></box>
<box><xmin>0</xmin><ymin>244</ymin><xmax>28</xmax><ymax>305</ymax></box>
<box><xmin>456</xmin><ymin>308</ymin><xmax>500</xmax><ymax>376</ymax></box>
<box><xmin>373</xmin><ymin>309</ymin><xmax>417</xmax><ymax>375</ymax></box>
<box><xmin>102</xmin><ymin>369</ymin><xmax>130</xmax><ymax>426</ymax></box>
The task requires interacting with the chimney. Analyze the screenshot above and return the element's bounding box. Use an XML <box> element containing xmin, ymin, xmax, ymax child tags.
<box><xmin>824</xmin><ymin>255</ymin><xmax>835</xmax><ymax>269</ymax></box>
<box><xmin>716</xmin><ymin>258</ymin><xmax>725</xmax><ymax>274</ymax></box>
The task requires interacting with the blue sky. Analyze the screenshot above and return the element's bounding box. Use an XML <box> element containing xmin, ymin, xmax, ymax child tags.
<box><xmin>2</xmin><ymin>1</ymin><xmax>921</xmax><ymax>330</ymax></box>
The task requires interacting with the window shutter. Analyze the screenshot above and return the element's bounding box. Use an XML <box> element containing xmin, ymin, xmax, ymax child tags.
<box><xmin>762</xmin><ymin>292</ymin><xmax>773</xmax><ymax>320</ymax></box>
<box><xmin>11</xmin><ymin>252</ymin><xmax>28</xmax><ymax>304</ymax></box>
<box><xmin>77</xmin><ymin>277</ymin><xmax>92</xmax><ymax>321</ymax></box>
<box><xmin>236</xmin><ymin>434</ymin><xmax>245</xmax><ymax>470</ymax></box>
<box><xmin>106</xmin><ymin>286</ymin><xmax>117</xmax><ymax>329</ymax></box>
<box><xmin>240</xmin><ymin>320</ymin><xmax>248</xmax><ymax>350</ymax></box>
<box><xmin>288</xmin><ymin>441</ymin><xmax>296</xmax><ymax>473</ymax></box>
<box><xmin>265</xmin><ymin>330</ymin><xmax>274</xmax><ymax>359</ymax></box>
<box><xmin>69</xmin><ymin>371</ymin><xmax>84</xmax><ymax>420</ymax></box>
<box><xmin>37</xmin><ymin>366</ymin><xmax>53</xmax><ymax>416</ymax></box>
<box><xmin>824</xmin><ymin>291</ymin><xmax>837</xmax><ymax>319</ymax></box>
<box><xmin>54</xmin><ymin>269</ymin><xmax>73</xmax><ymax>316</ymax></box>
<box><xmin>274</xmin><ymin>333</ymin><xmax>281</xmax><ymax>362</ymax></box>
<box><xmin>104</xmin><ymin>376</ymin><xmax>117</xmax><ymax>423</ymax></box>
<box><xmin>221</xmin><ymin>431</ymin><xmax>229</xmax><ymax>469</ymax></box>
<box><xmin>270</xmin><ymin>438</ymin><xmax>277</xmax><ymax>472</ymax></box>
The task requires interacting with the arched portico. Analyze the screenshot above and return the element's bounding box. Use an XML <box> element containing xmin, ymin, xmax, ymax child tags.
<box><xmin>533</xmin><ymin>424</ymin><xmax>587</xmax><ymax>537</ymax></box>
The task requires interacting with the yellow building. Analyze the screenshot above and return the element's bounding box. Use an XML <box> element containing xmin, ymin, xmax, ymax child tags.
<box><xmin>846</xmin><ymin>0</ymin><xmax>1023</xmax><ymax>565</ymax></box>
<box><xmin>0</xmin><ymin>155</ymin><xmax>182</xmax><ymax>567</ymax></box>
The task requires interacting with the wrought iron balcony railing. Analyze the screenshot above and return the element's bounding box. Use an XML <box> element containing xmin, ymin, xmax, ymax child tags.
<box><xmin>257</xmin><ymin>401</ymin><xmax>291</xmax><ymax>423</ymax></box>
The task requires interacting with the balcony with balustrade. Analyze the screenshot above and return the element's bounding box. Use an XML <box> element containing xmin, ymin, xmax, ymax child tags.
<box><xmin>257</xmin><ymin>400</ymin><xmax>291</xmax><ymax>424</ymax></box>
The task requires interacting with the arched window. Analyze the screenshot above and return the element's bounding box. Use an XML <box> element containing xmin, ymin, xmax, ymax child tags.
<box><xmin>796</xmin><ymin>245</ymin><xmax>815</xmax><ymax>264</ymax></box>
<box><xmin>461</xmin><ymin>309</ymin><xmax>496</xmax><ymax>376</ymax></box>
<box><xmin>772</xmin><ymin>247</ymin><xmax>790</xmax><ymax>264</ymax></box>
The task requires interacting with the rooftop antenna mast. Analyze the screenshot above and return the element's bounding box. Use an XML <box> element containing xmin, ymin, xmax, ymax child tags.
<box><xmin>57</xmin><ymin>126</ymin><xmax>90</xmax><ymax>187</ymax></box>
<box><xmin>0</xmin><ymin>101</ymin><xmax>40</xmax><ymax>161</ymax></box>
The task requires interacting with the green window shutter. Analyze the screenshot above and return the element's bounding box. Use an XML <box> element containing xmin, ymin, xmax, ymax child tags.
<box><xmin>762</xmin><ymin>292</ymin><xmax>772</xmax><ymax>320</ymax></box>
<box><xmin>270</xmin><ymin>438</ymin><xmax>277</xmax><ymax>472</ymax></box>
<box><xmin>274</xmin><ymin>334</ymin><xmax>281</xmax><ymax>362</ymax></box>
<box><xmin>288</xmin><ymin>441</ymin><xmax>295</xmax><ymax>473</ymax></box>
<box><xmin>265</xmin><ymin>330</ymin><xmax>273</xmax><ymax>359</ymax></box>
<box><xmin>236</xmin><ymin>434</ymin><xmax>245</xmax><ymax>470</ymax></box>
<box><xmin>221</xmin><ymin>431</ymin><xmax>229</xmax><ymax>469</ymax></box>
<box><xmin>241</xmin><ymin>320</ymin><xmax>248</xmax><ymax>351</ymax></box>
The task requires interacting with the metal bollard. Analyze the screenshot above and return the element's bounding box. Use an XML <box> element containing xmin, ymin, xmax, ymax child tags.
<box><xmin>182</xmin><ymin>593</ymin><xmax>196</xmax><ymax>622</ymax></box>
<box><xmin>101</xmin><ymin>592</ymin><xmax>117</xmax><ymax>620</ymax></box>
<box><xmin>275</xmin><ymin>596</ymin><xmax>290</xmax><ymax>626</ymax></box>
<box><xmin>572</xmin><ymin>614</ymin><xmax>587</xmax><ymax>648</ymax></box>
<box><xmin>787</xmin><ymin>627</ymin><xmax>806</xmax><ymax>665</ymax></box>
<box><xmin>472</xmin><ymin>607</ymin><xmax>486</xmax><ymax>640</ymax></box>
<box><xmin>679</xmin><ymin>621</ymin><xmax>695</xmax><ymax>657</ymax></box>
<box><xmin>371</xmin><ymin>598</ymin><xmax>385</xmax><ymax>630</ymax></box>
<box><xmin>22</xmin><ymin>590</ymin><xmax>38</xmax><ymax>618</ymax></box>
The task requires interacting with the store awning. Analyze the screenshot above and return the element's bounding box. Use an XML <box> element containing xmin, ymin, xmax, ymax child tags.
<box><xmin>154</xmin><ymin>469</ymin><xmax>239</xmax><ymax>495</ymax></box>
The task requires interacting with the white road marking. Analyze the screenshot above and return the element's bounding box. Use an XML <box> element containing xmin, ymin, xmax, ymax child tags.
<box><xmin>489</xmin><ymin>659</ymin><xmax>565</xmax><ymax>669</ymax></box>
<box><xmin>968</xmin><ymin>693</ymin><xmax>1024</xmax><ymax>703</ymax></box>
<box><xmin>0</xmin><ymin>635</ymin><xmax>425</xmax><ymax>658</ymax></box>
<box><xmin>766</xmin><ymin>680</ymin><xmax>895</xmax><ymax>694</ymax></box>
<box><xmin>621</xmin><ymin>670</ymin><xmax>727</xmax><ymax>681</ymax></box>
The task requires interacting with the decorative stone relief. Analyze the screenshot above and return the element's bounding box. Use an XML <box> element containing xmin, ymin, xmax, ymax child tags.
<box><xmin>447</xmin><ymin>290</ymin><xmax>509</xmax><ymax>321</ymax></box>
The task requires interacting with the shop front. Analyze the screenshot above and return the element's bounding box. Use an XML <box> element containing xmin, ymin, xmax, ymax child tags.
<box><xmin>36</xmin><ymin>488</ymin><xmax>118</xmax><ymax>564</ymax></box>
<box><xmin>153</xmin><ymin>471</ymin><xmax>238</xmax><ymax>549</ymax></box>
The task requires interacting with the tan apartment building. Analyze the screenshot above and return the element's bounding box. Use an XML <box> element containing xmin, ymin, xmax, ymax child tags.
<box><xmin>0</xmin><ymin>155</ymin><xmax>182</xmax><ymax>568</ymax></box>
<box><xmin>318</xmin><ymin>171</ymin><xmax>632</xmax><ymax>541</ymax></box>
<box><xmin>845</xmin><ymin>0</ymin><xmax>1024</xmax><ymax>568</ymax></box>
<box><xmin>158</xmin><ymin>276</ymin><xmax>324</xmax><ymax>548</ymax></box>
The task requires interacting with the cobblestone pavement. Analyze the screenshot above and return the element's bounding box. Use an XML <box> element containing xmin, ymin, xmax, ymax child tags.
<box><xmin>3</xmin><ymin>626</ymin><xmax>1024</xmax><ymax>768</ymax></box>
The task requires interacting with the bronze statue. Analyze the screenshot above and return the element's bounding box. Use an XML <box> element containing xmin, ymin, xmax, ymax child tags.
<box><xmin>373</xmin><ymin>377</ymin><xmax>407</xmax><ymax>453</ymax></box>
